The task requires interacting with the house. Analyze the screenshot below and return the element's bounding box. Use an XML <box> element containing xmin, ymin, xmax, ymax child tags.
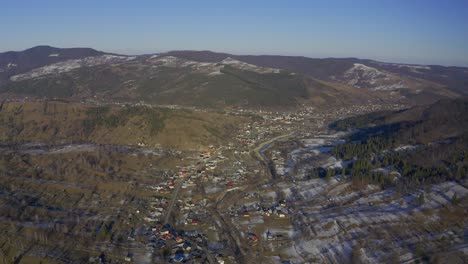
<box><xmin>183</xmin><ymin>242</ymin><xmax>192</xmax><ymax>251</ymax></box>
<box><xmin>216</xmin><ymin>255</ymin><xmax>225</xmax><ymax>264</ymax></box>
<box><xmin>226</xmin><ymin>181</ymin><xmax>234</xmax><ymax>188</ymax></box>
<box><xmin>247</xmin><ymin>233</ymin><xmax>259</xmax><ymax>243</ymax></box>
<box><xmin>172</xmin><ymin>242</ymin><xmax>185</xmax><ymax>250</ymax></box>
<box><xmin>168</xmin><ymin>182</ymin><xmax>175</xmax><ymax>189</ymax></box>
<box><xmin>124</xmin><ymin>252</ymin><xmax>133</xmax><ymax>262</ymax></box>
<box><xmin>276</xmin><ymin>210</ymin><xmax>287</xmax><ymax>218</ymax></box>
<box><xmin>173</xmin><ymin>250</ymin><xmax>185</xmax><ymax>263</ymax></box>
<box><xmin>183</xmin><ymin>230</ymin><xmax>200</xmax><ymax>237</ymax></box>
<box><xmin>144</xmin><ymin>217</ymin><xmax>157</xmax><ymax>222</ymax></box>
<box><xmin>279</xmin><ymin>200</ymin><xmax>287</xmax><ymax>207</ymax></box>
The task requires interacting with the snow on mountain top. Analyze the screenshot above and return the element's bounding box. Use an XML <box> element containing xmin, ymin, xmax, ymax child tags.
<box><xmin>343</xmin><ymin>63</ymin><xmax>405</xmax><ymax>91</ymax></box>
<box><xmin>149</xmin><ymin>55</ymin><xmax>277</xmax><ymax>76</ymax></box>
<box><xmin>48</xmin><ymin>53</ymin><xmax>59</xmax><ymax>57</ymax></box>
<box><xmin>221</xmin><ymin>57</ymin><xmax>280</xmax><ymax>74</ymax></box>
<box><xmin>208</xmin><ymin>70</ymin><xmax>223</xmax><ymax>76</ymax></box>
<box><xmin>399</xmin><ymin>64</ymin><xmax>430</xmax><ymax>70</ymax></box>
<box><xmin>10</xmin><ymin>55</ymin><xmax>131</xmax><ymax>82</ymax></box>
<box><xmin>379</xmin><ymin>62</ymin><xmax>431</xmax><ymax>70</ymax></box>
<box><xmin>344</xmin><ymin>63</ymin><xmax>388</xmax><ymax>86</ymax></box>
<box><xmin>221</xmin><ymin>57</ymin><xmax>245</xmax><ymax>65</ymax></box>
<box><xmin>377</xmin><ymin>62</ymin><xmax>431</xmax><ymax>74</ymax></box>
<box><xmin>147</xmin><ymin>55</ymin><xmax>282</xmax><ymax>76</ymax></box>
<box><xmin>101</xmin><ymin>54</ymin><xmax>130</xmax><ymax>60</ymax></box>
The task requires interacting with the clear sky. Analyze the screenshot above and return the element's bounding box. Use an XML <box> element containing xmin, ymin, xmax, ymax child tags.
<box><xmin>1</xmin><ymin>0</ymin><xmax>467</xmax><ymax>66</ymax></box>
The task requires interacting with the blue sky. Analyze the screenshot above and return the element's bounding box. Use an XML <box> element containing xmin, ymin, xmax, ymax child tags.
<box><xmin>1</xmin><ymin>0</ymin><xmax>467</xmax><ymax>66</ymax></box>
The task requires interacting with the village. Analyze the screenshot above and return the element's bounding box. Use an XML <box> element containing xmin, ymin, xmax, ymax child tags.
<box><xmin>100</xmin><ymin>101</ymin><xmax>421</xmax><ymax>263</ymax></box>
<box><xmin>4</xmin><ymin>97</ymin><xmax>443</xmax><ymax>263</ymax></box>
<box><xmin>1</xmin><ymin>96</ymin><xmax>465</xmax><ymax>263</ymax></box>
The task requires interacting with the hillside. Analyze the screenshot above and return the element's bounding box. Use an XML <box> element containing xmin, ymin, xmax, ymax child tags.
<box><xmin>1</xmin><ymin>53</ymin><xmax>375</xmax><ymax>109</ymax></box>
<box><xmin>167</xmin><ymin>50</ymin><xmax>467</xmax><ymax>99</ymax></box>
<box><xmin>0</xmin><ymin>46</ymin><xmax>467</xmax><ymax>109</ymax></box>
<box><xmin>329</xmin><ymin>98</ymin><xmax>468</xmax><ymax>191</ymax></box>
<box><xmin>331</xmin><ymin>97</ymin><xmax>468</xmax><ymax>144</ymax></box>
<box><xmin>0</xmin><ymin>101</ymin><xmax>245</xmax><ymax>150</ymax></box>
<box><xmin>0</xmin><ymin>46</ymin><xmax>106</xmax><ymax>85</ymax></box>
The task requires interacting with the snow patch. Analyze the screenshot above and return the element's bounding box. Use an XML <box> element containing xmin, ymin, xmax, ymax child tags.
<box><xmin>343</xmin><ymin>63</ymin><xmax>405</xmax><ymax>91</ymax></box>
<box><xmin>394</xmin><ymin>145</ymin><xmax>417</xmax><ymax>151</ymax></box>
<box><xmin>208</xmin><ymin>70</ymin><xmax>223</xmax><ymax>76</ymax></box>
<box><xmin>221</xmin><ymin>57</ymin><xmax>281</xmax><ymax>74</ymax></box>
<box><xmin>10</xmin><ymin>55</ymin><xmax>130</xmax><ymax>81</ymax></box>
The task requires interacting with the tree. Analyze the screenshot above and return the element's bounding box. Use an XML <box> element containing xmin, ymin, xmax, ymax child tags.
<box><xmin>418</xmin><ymin>193</ymin><xmax>425</xmax><ymax>206</ymax></box>
<box><xmin>389</xmin><ymin>251</ymin><xmax>400</xmax><ymax>264</ymax></box>
<box><xmin>451</xmin><ymin>193</ymin><xmax>458</xmax><ymax>206</ymax></box>
<box><xmin>350</xmin><ymin>244</ymin><xmax>363</xmax><ymax>264</ymax></box>
<box><xmin>325</xmin><ymin>169</ymin><xmax>333</xmax><ymax>183</ymax></box>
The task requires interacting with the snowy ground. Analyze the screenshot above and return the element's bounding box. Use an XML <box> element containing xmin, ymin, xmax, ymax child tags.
<box><xmin>252</xmin><ymin>133</ymin><xmax>467</xmax><ymax>263</ymax></box>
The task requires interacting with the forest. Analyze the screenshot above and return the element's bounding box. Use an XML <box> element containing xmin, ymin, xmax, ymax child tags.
<box><xmin>328</xmin><ymin>98</ymin><xmax>468</xmax><ymax>191</ymax></box>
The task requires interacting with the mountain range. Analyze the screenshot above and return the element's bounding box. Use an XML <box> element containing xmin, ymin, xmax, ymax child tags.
<box><xmin>1</xmin><ymin>46</ymin><xmax>467</xmax><ymax>108</ymax></box>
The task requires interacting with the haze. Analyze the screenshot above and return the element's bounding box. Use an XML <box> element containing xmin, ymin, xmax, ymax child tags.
<box><xmin>1</xmin><ymin>0</ymin><xmax>468</xmax><ymax>66</ymax></box>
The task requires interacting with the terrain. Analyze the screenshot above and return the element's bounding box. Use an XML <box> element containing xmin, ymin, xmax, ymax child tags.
<box><xmin>0</xmin><ymin>46</ymin><xmax>466</xmax><ymax>264</ymax></box>
<box><xmin>0</xmin><ymin>101</ymin><xmax>244</xmax><ymax>150</ymax></box>
<box><xmin>1</xmin><ymin>46</ymin><xmax>467</xmax><ymax>109</ymax></box>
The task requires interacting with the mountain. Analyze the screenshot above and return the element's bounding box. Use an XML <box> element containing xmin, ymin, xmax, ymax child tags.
<box><xmin>167</xmin><ymin>50</ymin><xmax>468</xmax><ymax>99</ymax></box>
<box><xmin>0</xmin><ymin>51</ymin><xmax>376</xmax><ymax>108</ymax></box>
<box><xmin>1</xmin><ymin>46</ymin><xmax>467</xmax><ymax>109</ymax></box>
<box><xmin>0</xmin><ymin>45</ymin><xmax>106</xmax><ymax>85</ymax></box>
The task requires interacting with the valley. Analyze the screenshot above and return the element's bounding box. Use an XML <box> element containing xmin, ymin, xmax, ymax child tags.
<box><xmin>0</xmin><ymin>97</ymin><xmax>466</xmax><ymax>264</ymax></box>
<box><xmin>0</xmin><ymin>46</ymin><xmax>466</xmax><ymax>264</ymax></box>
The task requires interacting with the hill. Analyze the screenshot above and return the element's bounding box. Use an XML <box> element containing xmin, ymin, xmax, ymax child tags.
<box><xmin>0</xmin><ymin>53</ymin><xmax>376</xmax><ymax>108</ymax></box>
<box><xmin>167</xmin><ymin>50</ymin><xmax>467</xmax><ymax>100</ymax></box>
<box><xmin>331</xmin><ymin>97</ymin><xmax>468</xmax><ymax>144</ymax></box>
<box><xmin>1</xmin><ymin>46</ymin><xmax>467</xmax><ymax>109</ymax></box>
<box><xmin>0</xmin><ymin>46</ymin><xmax>106</xmax><ymax>85</ymax></box>
<box><xmin>329</xmin><ymin>98</ymin><xmax>468</xmax><ymax>191</ymax></box>
<box><xmin>0</xmin><ymin>101</ymin><xmax>245</xmax><ymax>150</ymax></box>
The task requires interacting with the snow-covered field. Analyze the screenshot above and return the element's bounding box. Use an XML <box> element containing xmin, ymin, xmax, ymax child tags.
<box><xmin>282</xmin><ymin>178</ymin><xmax>468</xmax><ymax>263</ymax></box>
<box><xmin>253</xmin><ymin>132</ymin><xmax>467</xmax><ymax>263</ymax></box>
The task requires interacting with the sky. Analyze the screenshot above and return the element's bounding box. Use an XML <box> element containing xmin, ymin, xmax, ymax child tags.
<box><xmin>1</xmin><ymin>0</ymin><xmax>468</xmax><ymax>66</ymax></box>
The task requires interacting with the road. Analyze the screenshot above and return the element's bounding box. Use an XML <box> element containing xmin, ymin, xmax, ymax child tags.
<box><xmin>163</xmin><ymin>179</ymin><xmax>184</xmax><ymax>225</ymax></box>
<box><xmin>253</xmin><ymin>132</ymin><xmax>296</xmax><ymax>161</ymax></box>
<box><xmin>195</xmin><ymin>178</ymin><xmax>244</xmax><ymax>264</ymax></box>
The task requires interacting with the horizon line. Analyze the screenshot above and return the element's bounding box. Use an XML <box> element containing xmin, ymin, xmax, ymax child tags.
<box><xmin>1</xmin><ymin>44</ymin><xmax>467</xmax><ymax>68</ymax></box>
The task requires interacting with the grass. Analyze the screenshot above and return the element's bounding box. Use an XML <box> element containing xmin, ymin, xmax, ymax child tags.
<box><xmin>322</xmin><ymin>221</ymin><xmax>335</xmax><ymax>231</ymax></box>
<box><xmin>0</xmin><ymin>101</ymin><xmax>247</xmax><ymax>150</ymax></box>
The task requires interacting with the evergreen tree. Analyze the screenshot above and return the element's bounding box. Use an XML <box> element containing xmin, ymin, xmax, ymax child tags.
<box><xmin>451</xmin><ymin>193</ymin><xmax>458</xmax><ymax>205</ymax></box>
<box><xmin>325</xmin><ymin>169</ymin><xmax>333</xmax><ymax>182</ymax></box>
<box><xmin>418</xmin><ymin>193</ymin><xmax>425</xmax><ymax>205</ymax></box>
